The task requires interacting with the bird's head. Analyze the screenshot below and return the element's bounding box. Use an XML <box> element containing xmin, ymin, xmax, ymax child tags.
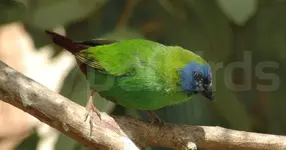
<box><xmin>180</xmin><ymin>62</ymin><xmax>214</xmax><ymax>101</ymax></box>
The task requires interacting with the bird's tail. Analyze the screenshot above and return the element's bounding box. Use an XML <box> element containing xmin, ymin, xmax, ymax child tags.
<box><xmin>45</xmin><ymin>30</ymin><xmax>88</xmax><ymax>54</ymax></box>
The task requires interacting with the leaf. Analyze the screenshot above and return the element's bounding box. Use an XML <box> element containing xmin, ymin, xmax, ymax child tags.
<box><xmin>16</xmin><ymin>130</ymin><xmax>40</xmax><ymax>150</ymax></box>
<box><xmin>240</xmin><ymin>0</ymin><xmax>286</xmax><ymax>133</ymax></box>
<box><xmin>103</xmin><ymin>27</ymin><xmax>145</xmax><ymax>40</ymax></box>
<box><xmin>211</xmin><ymin>69</ymin><xmax>252</xmax><ymax>130</ymax></box>
<box><xmin>252</xmin><ymin>1</ymin><xmax>286</xmax><ymax>60</ymax></box>
<box><xmin>55</xmin><ymin>133</ymin><xmax>89</xmax><ymax>150</ymax></box>
<box><xmin>0</xmin><ymin>1</ymin><xmax>26</xmax><ymax>24</ymax></box>
<box><xmin>23</xmin><ymin>0</ymin><xmax>107</xmax><ymax>29</ymax></box>
<box><xmin>66</xmin><ymin>0</ymin><xmax>125</xmax><ymax>40</ymax></box>
<box><xmin>217</xmin><ymin>0</ymin><xmax>258</xmax><ymax>25</ymax></box>
<box><xmin>183</xmin><ymin>0</ymin><xmax>233</xmax><ymax>62</ymax></box>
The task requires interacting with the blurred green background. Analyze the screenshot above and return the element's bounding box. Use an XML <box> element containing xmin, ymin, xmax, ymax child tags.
<box><xmin>1</xmin><ymin>0</ymin><xmax>286</xmax><ymax>149</ymax></box>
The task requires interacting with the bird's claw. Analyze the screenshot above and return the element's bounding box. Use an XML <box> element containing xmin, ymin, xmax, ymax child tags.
<box><xmin>85</xmin><ymin>103</ymin><xmax>102</xmax><ymax>121</ymax></box>
<box><xmin>146</xmin><ymin>111</ymin><xmax>166</xmax><ymax>125</ymax></box>
<box><xmin>150</xmin><ymin>116</ymin><xmax>166</xmax><ymax>125</ymax></box>
<box><xmin>84</xmin><ymin>103</ymin><xmax>102</xmax><ymax>137</ymax></box>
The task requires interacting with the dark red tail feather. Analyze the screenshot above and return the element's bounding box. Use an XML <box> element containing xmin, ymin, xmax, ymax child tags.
<box><xmin>45</xmin><ymin>31</ymin><xmax>118</xmax><ymax>55</ymax></box>
<box><xmin>45</xmin><ymin>30</ymin><xmax>88</xmax><ymax>54</ymax></box>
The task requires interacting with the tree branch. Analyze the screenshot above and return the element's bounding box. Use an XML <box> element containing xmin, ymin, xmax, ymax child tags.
<box><xmin>0</xmin><ymin>60</ymin><xmax>286</xmax><ymax>150</ymax></box>
<box><xmin>0</xmin><ymin>61</ymin><xmax>139</xmax><ymax>150</ymax></box>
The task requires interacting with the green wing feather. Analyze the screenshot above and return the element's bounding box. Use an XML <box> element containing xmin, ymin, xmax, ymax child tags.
<box><xmin>75</xmin><ymin>53</ymin><xmax>105</xmax><ymax>71</ymax></box>
<box><xmin>75</xmin><ymin>39</ymin><xmax>207</xmax><ymax>76</ymax></box>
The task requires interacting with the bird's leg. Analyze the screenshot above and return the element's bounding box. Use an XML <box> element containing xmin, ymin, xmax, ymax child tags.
<box><xmin>84</xmin><ymin>89</ymin><xmax>102</xmax><ymax>121</ymax></box>
<box><xmin>145</xmin><ymin>110</ymin><xmax>165</xmax><ymax>125</ymax></box>
<box><xmin>84</xmin><ymin>89</ymin><xmax>102</xmax><ymax>136</ymax></box>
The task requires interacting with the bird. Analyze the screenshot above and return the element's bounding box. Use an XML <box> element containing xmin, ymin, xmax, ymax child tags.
<box><xmin>45</xmin><ymin>30</ymin><xmax>214</xmax><ymax>126</ymax></box>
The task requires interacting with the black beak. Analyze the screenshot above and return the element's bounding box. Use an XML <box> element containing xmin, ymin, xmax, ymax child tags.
<box><xmin>201</xmin><ymin>85</ymin><xmax>214</xmax><ymax>101</ymax></box>
<box><xmin>193</xmin><ymin>72</ymin><xmax>214</xmax><ymax>101</ymax></box>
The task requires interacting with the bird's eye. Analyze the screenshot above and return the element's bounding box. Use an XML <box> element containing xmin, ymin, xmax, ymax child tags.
<box><xmin>194</xmin><ymin>72</ymin><xmax>203</xmax><ymax>82</ymax></box>
<box><xmin>194</xmin><ymin>72</ymin><xmax>204</xmax><ymax>86</ymax></box>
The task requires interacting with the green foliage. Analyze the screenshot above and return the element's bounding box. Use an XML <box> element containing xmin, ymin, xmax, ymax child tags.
<box><xmin>0</xmin><ymin>1</ymin><xmax>26</xmax><ymax>24</ymax></box>
<box><xmin>3</xmin><ymin>0</ymin><xmax>286</xmax><ymax>149</ymax></box>
<box><xmin>16</xmin><ymin>130</ymin><xmax>40</xmax><ymax>150</ymax></box>
<box><xmin>217</xmin><ymin>0</ymin><xmax>258</xmax><ymax>25</ymax></box>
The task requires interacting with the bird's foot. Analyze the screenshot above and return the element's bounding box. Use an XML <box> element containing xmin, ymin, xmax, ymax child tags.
<box><xmin>84</xmin><ymin>102</ymin><xmax>102</xmax><ymax>138</ymax></box>
<box><xmin>146</xmin><ymin>110</ymin><xmax>166</xmax><ymax>125</ymax></box>
<box><xmin>84</xmin><ymin>90</ymin><xmax>102</xmax><ymax>138</ymax></box>
<box><xmin>84</xmin><ymin>102</ymin><xmax>102</xmax><ymax>122</ymax></box>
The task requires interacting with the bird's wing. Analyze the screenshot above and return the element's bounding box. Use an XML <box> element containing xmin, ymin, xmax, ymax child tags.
<box><xmin>74</xmin><ymin>39</ymin><xmax>118</xmax><ymax>72</ymax></box>
<box><xmin>75</xmin><ymin>52</ymin><xmax>106</xmax><ymax>71</ymax></box>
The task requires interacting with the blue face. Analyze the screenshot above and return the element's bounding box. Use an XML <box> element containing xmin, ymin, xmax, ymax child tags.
<box><xmin>180</xmin><ymin>62</ymin><xmax>214</xmax><ymax>101</ymax></box>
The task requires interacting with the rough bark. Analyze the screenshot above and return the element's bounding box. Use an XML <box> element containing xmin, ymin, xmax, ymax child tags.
<box><xmin>0</xmin><ymin>61</ymin><xmax>286</xmax><ymax>150</ymax></box>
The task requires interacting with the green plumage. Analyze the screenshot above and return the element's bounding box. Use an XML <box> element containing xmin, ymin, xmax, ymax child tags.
<box><xmin>75</xmin><ymin>39</ymin><xmax>208</xmax><ymax>110</ymax></box>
